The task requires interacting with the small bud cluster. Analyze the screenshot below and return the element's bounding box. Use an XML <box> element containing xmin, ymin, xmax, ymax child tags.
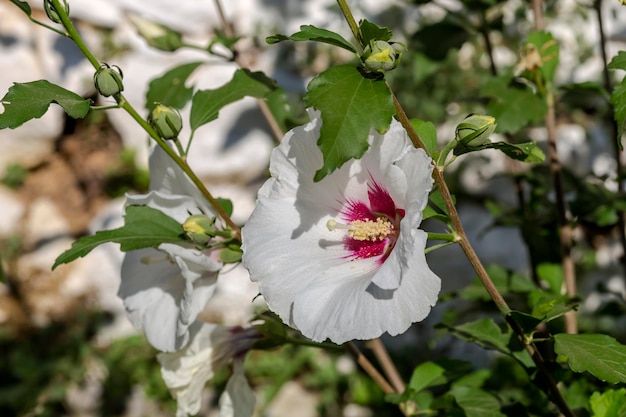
<box><xmin>44</xmin><ymin>0</ymin><xmax>69</xmax><ymax>24</ymax></box>
<box><xmin>362</xmin><ymin>40</ymin><xmax>405</xmax><ymax>73</ymax></box>
<box><xmin>455</xmin><ymin>114</ymin><xmax>496</xmax><ymax>146</ymax></box>
<box><xmin>94</xmin><ymin>64</ymin><xmax>124</xmax><ymax>97</ymax></box>
<box><xmin>149</xmin><ymin>104</ymin><xmax>183</xmax><ymax>139</ymax></box>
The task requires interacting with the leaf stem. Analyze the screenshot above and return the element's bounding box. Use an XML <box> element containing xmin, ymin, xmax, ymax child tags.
<box><xmin>49</xmin><ymin>0</ymin><xmax>241</xmax><ymax>239</ymax></box>
<box><xmin>346</xmin><ymin>342</ymin><xmax>395</xmax><ymax>394</ymax></box>
<box><xmin>366</xmin><ymin>338</ymin><xmax>405</xmax><ymax>393</ymax></box>
<box><xmin>530</xmin><ymin>0</ymin><xmax>577</xmax><ymax>335</ymax></box>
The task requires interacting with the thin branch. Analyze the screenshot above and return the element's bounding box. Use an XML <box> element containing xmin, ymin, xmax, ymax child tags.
<box><xmin>530</xmin><ymin>0</ymin><xmax>577</xmax><ymax>334</ymax></box>
<box><xmin>594</xmin><ymin>0</ymin><xmax>626</xmax><ymax>277</ymax></box>
<box><xmin>366</xmin><ymin>338</ymin><xmax>405</xmax><ymax>393</ymax></box>
<box><xmin>346</xmin><ymin>342</ymin><xmax>395</xmax><ymax>394</ymax></box>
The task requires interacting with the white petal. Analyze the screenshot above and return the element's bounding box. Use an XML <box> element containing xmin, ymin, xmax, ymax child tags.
<box><xmin>243</xmin><ymin>112</ymin><xmax>440</xmax><ymax>344</ymax></box>
<box><xmin>126</xmin><ymin>190</ymin><xmax>204</xmax><ymax>224</ymax></box>
<box><xmin>119</xmin><ymin>247</ymin><xmax>219</xmax><ymax>351</ymax></box>
<box><xmin>157</xmin><ymin>323</ymin><xmax>231</xmax><ymax>417</ymax></box>
<box><xmin>218</xmin><ymin>360</ymin><xmax>256</xmax><ymax>417</ymax></box>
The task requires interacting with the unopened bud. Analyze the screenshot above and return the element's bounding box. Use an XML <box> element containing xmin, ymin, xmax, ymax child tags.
<box><xmin>149</xmin><ymin>104</ymin><xmax>183</xmax><ymax>139</ymax></box>
<box><xmin>455</xmin><ymin>114</ymin><xmax>496</xmax><ymax>146</ymax></box>
<box><xmin>44</xmin><ymin>0</ymin><xmax>69</xmax><ymax>24</ymax></box>
<box><xmin>182</xmin><ymin>214</ymin><xmax>216</xmax><ymax>245</ymax></box>
<box><xmin>362</xmin><ymin>40</ymin><xmax>405</xmax><ymax>73</ymax></box>
<box><xmin>128</xmin><ymin>15</ymin><xmax>184</xmax><ymax>52</ymax></box>
<box><xmin>93</xmin><ymin>64</ymin><xmax>124</xmax><ymax>97</ymax></box>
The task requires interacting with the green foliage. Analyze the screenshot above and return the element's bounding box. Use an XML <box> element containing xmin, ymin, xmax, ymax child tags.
<box><xmin>266</xmin><ymin>25</ymin><xmax>356</xmax><ymax>53</ymax></box>
<box><xmin>9</xmin><ymin>0</ymin><xmax>31</xmax><ymax>15</ymax></box>
<box><xmin>527</xmin><ymin>31</ymin><xmax>560</xmax><ymax>84</ymax></box>
<box><xmin>1</xmin><ymin>163</ymin><xmax>28</xmax><ymax>189</ymax></box>
<box><xmin>0</xmin><ymin>80</ymin><xmax>91</xmax><ymax>129</ymax></box>
<box><xmin>608</xmin><ymin>51</ymin><xmax>626</xmax><ymax>150</ymax></box>
<box><xmin>359</xmin><ymin>19</ymin><xmax>393</xmax><ymax>44</ymax></box>
<box><xmin>481</xmin><ymin>77</ymin><xmax>548</xmax><ymax>133</ymax></box>
<box><xmin>454</xmin><ymin>140</ymin><xmax>546</xmax><ymax>163</ymax></box>
<box><xmin>145</xmin><ymin>62</ymin><xmax>202</xmax><ymax>111</ymax></box>
<box><xmin>303</xmin><ymin>65</ymin><xmax>394</xmax><ymax>181</ymax></box>
<box><xmin>190</xmin><ymin>69</ymin><xmax>275</xmax><ymax>132</ymax></box>
<box><xmin>410</xmin><ymin>118</ymin><xmax>438</xmax><ymax>156</ymax></box>
<box><xmin>554</xmin><ymin>334</ymin><xmax>626</xmax><ymax>384</ymax></box>
<box><xmin>53</xmin><ymin>205</ymin><xmax>185</xmax><ymax>269</ymax></box>
<box><xmin>589</xmin><ymin>389</ymin><xmax>626</xmax><ymax>417</ymax></box>
<box><xmin>451</xmin><ymin>386</ymin><xmax>506</xmax><ymax>417</ymax></box>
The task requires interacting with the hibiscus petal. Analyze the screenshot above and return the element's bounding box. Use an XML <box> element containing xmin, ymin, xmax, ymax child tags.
<box><xmin>218</xmin><ymin>360</ymin><xmax>256</xmax><ymax>417</ymax></box>
<box><xmin>120</xmin><ymin>247</ymin><xmax>219</xmax><ymax>351</ymax></box>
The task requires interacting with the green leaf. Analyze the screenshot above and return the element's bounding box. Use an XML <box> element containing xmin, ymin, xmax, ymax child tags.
<box><xmin>481</xmin><ymin>77</ymin><xmax>548</xmax><ymax>133</ymax></box>
<box><xmin>451</xmin><ymin>386</ymin><xmax>506</xmax><ymax>417</ymax></box>
<box><xmin>610</xmin><ymin>78</ymin><xmax>626</xmax><ymax>151</ymax></box>
<box><xmin>410</xmin><ymin>118</ymin><xmax>437</xmax><ymax>156</ymax></box>
<box><xmin>454</xmin><ymin>140</ymin><xmax>545</xmax><ymax>163</ymax></box>
<box><xmin>359</xmin><ymin>19</ymin><xmax>393</xmax><ymax>45</ymax></box>
<box><xmin>453</xmin><ymin>318</ymin><xmax>511</xmax><ymax>352</ymax></box>
<box><xmin>412</xmin><ymin>20</ymin><xmax>469</xmax><ymax>61</ymax></box>
<box><xmin>608</xmin><ymin>51</ymin><xmax>626</xmax><ymax>71</ymax></box>
<box><xmin>508</xmin><ymin>310</ymin><xmax>543</xmax><ymax>334</ymax></box>
<box><xmin>266</xmin><ymin>25</ymin><xmax>356</xmax><ymax>53</ymax></box>
<box><xmin>536</xmin><ymin>263</ymin><xmax>563</xmax><ymax>294</ymax></box>
<box><xmin>0</xmin><ymin>80</ymin><xmax>92</xmax><ymax>129</ymax></box>
<box><xmin>527</xmin><ymin>31</ymin><xmax>559</xmax><ymax>84</ymax></box>
<box><xmin>590</xmin><ymin>389</ymin><xmax>626</xmax><ymax>417</ymax></box>
<box><xmin>219</xmin><ymin>245</ymin><xmax>242</xmax><ymax>264</ymax></box>
<box><xmin>10</xmin><ymin>0</ymin><xmax>31</xmax><ymax>15</ymax></box>
<box><xmin>52</xmin><ymin>205</ymin><xmax>184</xmax><ymax>269</ymax></box>
<box><xmin>190</xmin><ymin>69</ymin><xmax>275</xmax><ymax>131</ymax></box>
<box><xmin>408</xmin><ymin>362</ymin><xmax>447</xmax><ymax>393</ymax></box>
<box><xmin>304</xmin><ymin>65</ymin><xmax>394</xmax><ymax>181</ymax></box>
<box><xmin>554</xmin><ymin>334</ymin><xmax>626</xmax><ymax>384</ymax></box>
<box><xmin>215</xmin><ymin>197</ymin><xmax>233</xmax><ymax>217</ymax></box>
<box><xmin>146</xmin><ymin>62</ymin><xmax>202</xmax><ymax>111</ymax></box>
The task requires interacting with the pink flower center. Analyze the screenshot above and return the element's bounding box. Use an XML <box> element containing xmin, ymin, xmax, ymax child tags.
<box><xmin>330</xmin><ymin>180</ymin><xmax>404</xmax><ymax>264</ymax></box>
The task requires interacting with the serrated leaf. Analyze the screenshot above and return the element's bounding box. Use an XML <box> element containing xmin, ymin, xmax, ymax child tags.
<box><xmin>590</xmin><ymin>389</ymin><xmax>626</xmax><ymax>417</ymax></box>
<box><xmin>359</xmin><ymin>19</ymin><xmax>393</xmax><ymax>44</ymax></box>
<box><xmin>146</xmin><ymin>62</ymin><xmax>202</xmax><ymax>111</ymax></box>
<box><xmin>304</xmin><ymin>65</ymin><xmax>394</xmax><ymax>181</ymax></box>
<box><xmin>608</xmin><ymin>51</ymin><xmax>626</xmax><ymax>71</ymax></box>
<box><xmin>481</xmin><ymin>77</ymin><xmax>548</xmax><ymax>133</ymax></box>
<box><xmin>52</xmin><ymin>205</ymin><xmax>184</xmax><ymax>269</ymax></box>
<box><xmin>554</xmin><ymin>334</ymin><xmax>626</xmax><ymax>384</ymax></box>
<box><xmin>10</xmin><ymin>0</ymin><xmax>31</xmax><ymax>15</ymax></box>
<box><xmin>451</xmin><ymin>386</ymin><xmax>506</xmax><ymax>417</ymax></box>
<box><xmin>190</xmin><ymin>69</ymin><xmax>275</xmax><ymax>131</ymax></box>
<box><xmin>408</xmin><ymin>362</ymin><xmax>447</xmax><ymax>393</ymax></box>
<box><xmin>215</xmin><ymin>197</ymin><xmax>233</xmax><ymax>217</ymax></box>
<box><xmin>410</xmin><ymin>118</ymin><xmax>437</xmax><ymax>156</ymax></box>
<box><xmin>454</xmin><ymin>318</ymin><xmax>511</xmax><ymax>351</ymax></box>
<box><xmin>527</xmin><ymin>31</ymin><xmax>559</xmax><ymax>84</ymax></box>
<box><xmin>508</xmin><ymin>310</ymin><xmax>543</xmax><ymax>334</ymax></box>
<box><xmin>266</xmin><ymin>25</ymin><xmax>356</xmax><ymax>53</ymax></box>
<box><xmin>0</xmin><ymin>80</ymin><xmax>91</xmax><ymax>129</ymax></box>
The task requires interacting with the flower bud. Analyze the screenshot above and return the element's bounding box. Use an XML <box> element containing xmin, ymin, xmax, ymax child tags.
<box><xmin>455</xmin><ymin>114</ymin><xmax>496</xmax><ymax>146</ymax></box>
<box><xmin>93</xmin><ymin>64</ymin><xmax>124</xmax><ymax>97</ymax></box>
<box><xmin>44</xmin><ymin>0</ymin><xmax>69</xmax><ymax>24</ymax></box>
<box><xmin>149</xmin><ymin>104</ymin><xmax>183</xmax><ymax>139</ymax></box>
<box><xmin>182</xmin><ymin>214</ymin><xmax>216</xmax><ymax>245</ymax></box>
<box><xmin>128</xmin><ymin>15</ymin><xmax>184</xmax><ymax>52</ymax></box>
<box><xmin>362</xmin><ymin>40</ymin><xmax>405</xmax><ymax>73</ymax></box>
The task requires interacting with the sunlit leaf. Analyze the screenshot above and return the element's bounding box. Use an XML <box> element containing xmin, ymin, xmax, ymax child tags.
<box><xmin>0</xmin><ymin>80</ymin><xmax>91</xmax><ymax>129</ymax></box>
<box><xmin>451</xmin><ymin>386</ymin><xmax>506</xmax><ymax>417</ymax></box>
<box><xmin>304</xmin><ymin>65</ymin><xmax>394</xmax><ymax>181</ymax></box>
<box><xmin>359</xmin><ymin>19</ymin><xmax>392</xmax><ymax>44</ymax></box>
<box><xmin>608</xmin><ymin>51</ymin><xmax>626</xmax><ymax>150</ymax></box>
<box><xmin>266</xmin><ymin>25</ymin><xmax>356</xmax><ymax>53</ymax></box>
<box><xmin>410</xmin><ymin>118</ymin><xmax>437</xmax><ymax>156</ymax></box>
<box><xmin>52</xmin><ymin>205</ymin><xmax>184</xmax><ymax>269</ymax></box>
<box><xmin>554</xmin><ymin>334</ymin><xmax>626</xmax><ymax>384</ymax></box>
<box><xmin>590</xmin><ymin>389</ymin><xmax>626</xmax><ymax>417</ymax></box>
<box><xmin>145</xmin><ymin>62</ymin><xmax>202</xmax><ymax>111</ymax></box>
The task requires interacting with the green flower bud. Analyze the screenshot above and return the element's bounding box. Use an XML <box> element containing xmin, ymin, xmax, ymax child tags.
<box><xmin>93</xmin><ymin>64</ymin><xmax>124</xmax><ymax>97</ymax></box>
<box><xmin>128</xmin><ymin>15</ymin><xmax>184</xmax><ymax>52</ymax></box>
<box><xmin>182</xmin><ymin>214</ymin><xmax>216</xmax><ymax>245</ymax></box>
<box><xmin>149</xmin><ymin>104</ymin><xmax>183</xmax><ymax>139</ymax></box>
<box><xmin>362</xmin><ymin>40</ymin><xmax>405</xmax><ymax>73</ymax></box>
<box><xmin>44</xmin><ymin>0</ymin><xmax>69</xmax><ymax>24</ymax></box>
<box><xmin>455</xmin><ymin>114</ymin><xmax>497</xmax><ymax>146</ymax></box>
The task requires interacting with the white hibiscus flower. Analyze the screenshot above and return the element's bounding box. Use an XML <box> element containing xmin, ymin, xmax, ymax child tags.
<box><xmin>119</xmin><ymin>146</ymin><xmax>223</xmax><ymax>352</ymax></box>
<box><xmin>157</xmin><ymin>323</ymin><xmax>258</xmax><ymax>417</ymax></box>
<box><xmin>242</xmin><ymin>110</ymin><xmax>441</xmax><ymax>344</ymax></box>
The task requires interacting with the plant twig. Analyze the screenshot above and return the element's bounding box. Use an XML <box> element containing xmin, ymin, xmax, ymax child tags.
<box><xmin>594</xmin><ymin>0</ymin><xmax>626</xmax><ymax>277</ymax></box>
<box><xmin>346</xmin><ymin>342</ymin><xmax>394</xmax><ymax>394</ymax></box>
<box><xmin>366</xmin><ymin>338</ymin><xmax>405</xmax><ymax>393</ymax></box>
<box><xmin>530</xmin><ymin>0</ymin><xmax>577</xmax><ymax>334</ymax></box>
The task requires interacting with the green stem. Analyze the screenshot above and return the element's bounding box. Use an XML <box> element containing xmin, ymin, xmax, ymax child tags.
<box><xmin>336</xmin><ymin>0</ymin><xmax>364</xmax><ymax>52</ymax></box>
<box><xmin>424</xmin><ymin>241</ymin><xmax>455</xmax><ymax>255</ymax></box>
<box><xmin>49</xmin><ymin>0</ymin><xmax>241</xmax><ymax>239</ymax></box>
<box><xmin>436</xmin><ymin>138</ymin><xmax>458</xmax><ymax>168</ymax></box>
<box><xmin>427</xmin><ymin>232</ymin><xmax>458</xmax><ymax>242</ymax></box>
<box><xmin>28</xmin><ymin>17</ymin><xmax>67</xmax><ymax>36</ymax></box>
<box><xmin>284</xmin><ymin>336</ymin><xmax>343</xmax><ymax>351</ymax></box>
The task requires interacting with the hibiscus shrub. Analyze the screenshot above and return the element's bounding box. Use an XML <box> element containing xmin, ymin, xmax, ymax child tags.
<box><xmin>2</xmin><ymin>0</ymin><xmax>626</xmax><ymax>416</ymax></box>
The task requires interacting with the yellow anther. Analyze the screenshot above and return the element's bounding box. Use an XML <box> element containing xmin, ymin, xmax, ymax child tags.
<box><xmin>348</xmin><ymin>218</ymin><xmax>393</xmax><ymax>241</ymax></box>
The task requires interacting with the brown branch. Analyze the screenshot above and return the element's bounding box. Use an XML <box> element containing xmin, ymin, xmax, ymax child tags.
<box><xmin>346</xmin><ymin>342</ymin><xmax>395</xmax><ymax>394</ymax></box>
<box><xmin>366</xmin><ymin>338</ymin><xmax>406</xmax><ymax>393</ymax></box>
